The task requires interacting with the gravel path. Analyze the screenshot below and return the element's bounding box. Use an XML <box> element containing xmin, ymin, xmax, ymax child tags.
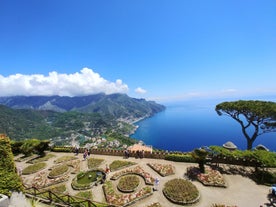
<box><xmin>15</xmin><ymin>152</ymin><xmax>271</xmax><ymax>207</ymax></box>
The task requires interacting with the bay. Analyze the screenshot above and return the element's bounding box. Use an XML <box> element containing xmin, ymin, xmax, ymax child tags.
<box><xmin>131</xmin><ymin>101</ymin><xmax>276</xmax><ymax>152</ymax></box>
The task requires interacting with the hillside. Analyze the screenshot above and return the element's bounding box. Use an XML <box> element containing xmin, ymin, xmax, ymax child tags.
<box><xmin>0</xmin><ymin>93</ymin><xmax>165</xmax><ymax>119</ymax></box>
<box><xmin>0</xmin><ymin>94</ymin><xmax>165</xmax><ymax>146</ymax></box>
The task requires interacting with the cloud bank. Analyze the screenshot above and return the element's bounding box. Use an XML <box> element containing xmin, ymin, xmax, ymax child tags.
<box><xmin>135</xmin><ymin>87</ymin><xmax>147</xmax><ymax>94</ymax></box>
<box><xmin>0</xmin><ymin>68</ymin><xmax>129</xmax><ymax>97</ymax></box>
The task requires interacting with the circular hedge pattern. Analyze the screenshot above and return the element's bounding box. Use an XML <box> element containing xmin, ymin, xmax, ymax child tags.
<box><xmin>163</xmin><ymin>178</ymin><xmax>200</xmax><ymax>205</ymax></box>
<box><xmin>117</xmin><ymin>175</ymin><xmax>140</xmax><ymax>193</ymax></box>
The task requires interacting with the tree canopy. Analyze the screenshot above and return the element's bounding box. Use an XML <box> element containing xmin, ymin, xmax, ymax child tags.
<box><xmin>215</xmin><ymin>100</ymin><xmax>276</xmax><ymax>150</ymax></box>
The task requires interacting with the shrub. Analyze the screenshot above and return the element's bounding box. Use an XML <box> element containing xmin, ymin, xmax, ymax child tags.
<box><xmin>165</xmin><ymin>153</ymin><xmax>195</xmax><ymax>163</ymax></box>
<box><xmin>0</xmin><ymin>134</ymin><xmax>23</xmax><ymax>196</ymax></box>
<box><xmin>109</xmin><ymin>160</ymin><xmax>136</xmax><ymax>171</ymax></box>
<box><xmin>51</xmin><ymin>147</ymin><xmax>73</xmax><ymax>152</ymax></box>
<box><xmin>48</xmin><ymin>164</ymin><xmax>69</xmax><ymax>178</ymax></box>
<box><xmin>22</xmin><ymin>162</ymin><xmax>47</xmax><ymax>175</ymax></box>
<box><xmin>87</xmin><ymin>158</ymin><xmax>104</xmax><ymax>169</ymax></box>
<box><xmin>117</xmin><ymin>175</ymin><xmax>140</xmax><ymax>192</ymax></box>
<box><xmin>54</xmin><ymin>155</ymin><xmax>77</xmax><ymax>164</ymax></box>
<box><xmin>163</xmin><ymin>178</ymin><xmax>199</xmax><ymax>205</ymax></box>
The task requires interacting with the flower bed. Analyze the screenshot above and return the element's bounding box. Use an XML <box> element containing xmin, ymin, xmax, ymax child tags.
<box><xmin>111</xmin><ymin>166</ymin><xmax>155</xmax><ymax>185</ymax></box>
<box><xmin>147</xmin><ymin>202</ymin><xmax>162</xmax><ymax>207</ymax></box>
<box><xmin>187</xmin><ymin>166</ymin><xmax>226</xmax><ymax>187</ymax></box>
<box><xmin>147</xmin><ymin>163</ymin><xmax>175</xmax><ymax>177</ymax></box>
<box><xmin>31</xmin><ymin>170</ymin><xmax>69</xmax><ymax>188</ymax></box>
<box><xmin>48</xmin><ymin>164</ymin><xmax>69</xmax><ymax>179</ymax></box>
<box><xmin>117</xmin><ymin>175</ymin><xmax>140</xmax><ymax>193</ymax></box>
<box><xmin>103</xmin><ymin>181</ymin><xmax>152</xmax><ymax>206</ymax></box>
<box><xmin>22</xmin><ymin>162</ymin><xmax>47</xmax><ymax>175</ymax></box>
<box><xmin>87</xmin><ymin>158</ymin><xmax>104</xmax><ymax>169</ymax></box>
<box><xmin>54</xmin><ymin>155</ymin><xmax>77</xmax><ymax>164</ymax></box>
<box><xmin>163</xmin><ymin>178</ymin><xmax>200</xmax><ymax>205</ymax></box>
<box><xmin>109</xmin><ymin>160</ymin><xmax>136</xmax><ymax>171</ymax></box>
<box><xmin>67</xmin><ymin>159</ymin><xmax>80</xmax><ymax>174</ymax></box>
<box><xmin>27</xmin><ymin>153</ymin><xmax>56</xmax><ymax>164</ymax></box>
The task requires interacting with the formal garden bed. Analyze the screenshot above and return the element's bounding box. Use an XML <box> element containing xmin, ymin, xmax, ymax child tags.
<box><xmin>87</xmin><ymin>158</ymin><xmax>104</xmax><ymax>169</ymax></box>
<box><xmin>109</xmin><ymin>160</ymin><xmax>136</xmax><ymax>171</ymax></box>
<box><xmin>54</xmin><ymin>155</ymin><xmax>78</xmax><ymax>164</ymax></box>
<box><xmin>48</xmin><ymin>164</ymin><xmax>69</xmax><ymax>179</ymax></box>
<box><xmin>27</xmin><ymin>153</ymin><xmax>56</xmax><ymax>164</ymax></box>
<box><xmin>22</xmin><ymin>162</ymin><xmax>47</xmax><ymax>175</ymax></box>
<box><xmin>117</xmin><ymin>175</ymin><xmax>140</xmax><ymax>193</ymax></box>
<box><xmin>146</xmin><ymin>202</ymin><xmax>162</xmax><ymax>207</ymax></box>
<box><xmin>71</xmin><ymin>169</ymin><xmax>106</xmax><ymax>190</ymax></box>
<box><xmin>163</xmin><ymin>178</ymin><xmax>200</xmax><ymax>205</ymax></box>
<box><xmin>66</xmin><ymin>159</ymin><xmax>80</xmax><ymax>174</ymax></box>
<box><xmin>187</xmin><ymin>166</ymin><xmax>227</xmax><ymax>187</ymax></box>
<box><xmin>103</xmin><ymin>180</ymin><xmax>152</xmax><ymax>206</ymax></box>
<box><xmin>147</xmin><ymin>163</ymin><xmax>175</xmax><ymax>177</ymax></box>
<box><xmin>111</xmin><ymin>165</ymin><xmax>155</xmax><ymax>185</ymax></box>
<box><xmin>31</xmin><ymin>170</ymin><xmax>70</xmax><ymax>188</ymax></box>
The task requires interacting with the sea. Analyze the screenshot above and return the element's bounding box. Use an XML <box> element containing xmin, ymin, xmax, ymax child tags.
<box><xmin>131</xmin><ymin>100</ymin><xmax>276</xmax><ymax>152</ymax></box>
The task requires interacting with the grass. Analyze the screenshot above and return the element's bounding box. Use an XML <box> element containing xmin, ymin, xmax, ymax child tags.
<box><xmin>77</xmin><ymin>171</ymin><xmax>98</xmax><ymax>185</ymax></box>
<box><xmin>87</xmin><ymin>158</ymin><xmax>104</xmax><ymax>169</ymax></box>
<box><xmin>163</xmin><ymin>178</ymin><xmax>199</xmax><ymax>205</ymax></box>
<box><xmin>75</xmin><ymin>190</ymin><xmax>93</xmax><ymax>200</ymax></box>
<box><xmin>48</xmin><ymin>164</ymin><xmax>69</xmax><ymax>178</ymax></box>
<box><xmin>54</xmin><ymin>155</ymin><xmax>77</xmax><ymax>164</ymax></box>
<box><xmin>117</xmin><ymin>175</ymin><xmax>140</xmax><ymax>192</ymax></box>
<box><xmin>28</xmin><ymin>153</ymin><xmax>56</xmax><ymax>164</ymax></box>
<box><xmin>22</xmin><ymin>162</ymin><xmax>47</xmax><ymax>175</ymax></box>
<box><xmin>109</xmin><ymin>160</ymin><xmax>136</xmax><ymax>171</ymax></box>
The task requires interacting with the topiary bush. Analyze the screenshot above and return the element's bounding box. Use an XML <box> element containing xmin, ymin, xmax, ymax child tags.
<box><xmin>163</xmin><ymin>178</ymin><xmax>200</xmax><ymax>205</ymax></box>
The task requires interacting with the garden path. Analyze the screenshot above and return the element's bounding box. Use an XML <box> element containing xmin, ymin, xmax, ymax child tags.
<box><xmin>15</xmin><ymin>152</ymin><xmax>271</xmax><ymax>207</ymax></box>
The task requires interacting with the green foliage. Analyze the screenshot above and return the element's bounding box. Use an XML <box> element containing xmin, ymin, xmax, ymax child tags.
<box><xmin>51</xmin><ymin>146</ymin><xmax>73</xmax><ymax>152</ymax></box>
<box><xmin>18</xmin><ymin>139</ymin><xmax>50</xmax><ymax>156</ymax></box>
<box><xmin>75</xmin><ymin>190</ymin><xmax>93</xmax><ymax>200</ymax></box>
<box><xmin>216</xmin><ymin>100</ymin><xmax>276</xmax><ymax>150</ymax></box>
<box><xmin>22</xmin><ymin>162</ymin><xmax>46</xmax><ymax>175</ymax></box>
<box><xmin>109</xmin><ymin>160</ymin><xmax>136</xmax><ymax>171</ymax></box>
<box><xmin>28</xmin><ymin>153</ymin><xmax>56</xmax><ymax>164</ymax></box>
<box><xmin>54</xmin><ymin>155</ymin><xmax>77</xmax><ymax>164</ymax></box>
<box><xmin>0</xmin><ymin>135</ymin><xmax>24</xmax><ymax>196</ymax></box>
<box><xmin>48</xmin><ymin>164</ymin><xmax>69</xmax><ymax>178</ymax></box>
<box><xmin>163</xmin><ymin>178</ymin><xmax>199</xmax><ymax>204</ymax></box>
<box><xmin>87</xmin><ymin>158</ymin><xmax>104</xmax><ymax>169</ymax></box>
<box><xmin>117</xmin><ymin>175</ymin><xmax>140</xmax><ymax>192</ymax></box>
<box><xmin>165</xmin><ymin>153</ymin><xmax>195</xmax><ymax>163</ymax></box>
<box><xmin>210</xmin><ymin>146</ymin><xmax>276</xmax><ymax>167</ymax></box>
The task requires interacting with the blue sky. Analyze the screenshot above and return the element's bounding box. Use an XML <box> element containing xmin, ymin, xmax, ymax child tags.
<box><xmin>0</xmin><ymin>0</ymin><xmax>275</xmax><ymax>103</ymax></box>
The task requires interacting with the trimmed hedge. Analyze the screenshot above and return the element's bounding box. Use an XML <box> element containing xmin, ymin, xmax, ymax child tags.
<box><xmin>164</xmin><ymin>153</ymin><xmax>195</xmax><ymax>163</ymax></box>
<box><xmin>0</xmin><ymin>134</ymin><xmax>24</xmax><ymax>196</ymax></box>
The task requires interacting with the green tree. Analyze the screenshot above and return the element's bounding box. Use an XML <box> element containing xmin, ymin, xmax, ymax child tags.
<box><xmin>216</xmin><ymin>100</ymin><xmax>276</xmax><ymax>150</ymax></box>
<box><xmin>192</xmin><ymin>148</ymin><xmax>208</xmax><ymax>173</ymax></box>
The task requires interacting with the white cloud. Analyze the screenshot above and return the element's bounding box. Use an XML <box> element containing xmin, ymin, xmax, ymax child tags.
<box><xmin>0</xmin><ymin>68</ymin><xmax>129</xmax><ymax>97</ymax></box>
<box><xmin>135</xmin><ymin>87</ymin><xmax>147</xmax><ymax>94</ymax></box>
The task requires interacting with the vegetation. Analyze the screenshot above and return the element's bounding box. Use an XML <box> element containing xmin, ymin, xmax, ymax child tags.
<box><xmin>48</xmin><ymin>164</ymin><xmax>69</xmax><ymax>178</ymax></box>
<box><xmin>0</xmin><ymin>134</ymin><xmax>23</xmax><ymax>196</ymax></box>
<box><xmin>109</xmin><ymin>160</ymin><xmax>136</xmax><ymax>171</ymax></box>
<box><xmin>27</xmin><ymin>153</ymin><xmax>56</xmax><ymax>164</ymax></box>
<box><xmin>87</xmin><ymin>158</ymin><xmax>104</xmax><ymax>169</ymax></box>
<box><xmin>72</xmin><ymin>170</ymin><xmax>103</xmax><ymax>190</ymax></box>
<box><xmin>147</xmin><ymin>163</ymin><xmax>175</xmax><ymax>177</ymax></box>
<box><xmin>22</xmin><ymin>162</ymin><xmax>47</xmax><ymax>175</ymax></box>
<box><xmin>54</xmin><ymin>155</ymin><xmax>77</xmax><ymax>164</ymax></box>
<box><xmin>192</xmin><ymin>148</ymin><xmax>208</xmax><ymax>173</ymax></box>
<box><xmin>164</xmin><ymin>153</ymin><xmax>195</xmax><ymax>162</ymax></box>
<box><xmin>117</xmin><ymin>175</ymin><xmax>140</xmax><ymax>192</ymax></box>
<box><xmin>210</xmin><ymin>146</ymin><xmax>276</xmax><ymax>167</ymax></box>
<box><xmin>163</xmin><ymin>178</ymin><xmax>199</xmax><ymax>204</ymax></box>
<box><xmin>216</xmin><ymin>100</ymin><xmax>276</xmax><ymax>150</ymax></box>
<box><xmin>75</xmin><ymin>190</ymin><xmax>93</xmax><ymax>200</ymax></box>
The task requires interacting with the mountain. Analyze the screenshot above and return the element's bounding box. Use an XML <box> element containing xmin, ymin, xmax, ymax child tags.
<box><xmin>0</xmin><ymin>93</ymin><xmax>165</xmax><ymax>119</ymax></box>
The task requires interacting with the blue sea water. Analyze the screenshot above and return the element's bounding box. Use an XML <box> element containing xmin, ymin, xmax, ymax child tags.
<box><xmin>131</xmin><ymin>101</ymin><xmax>276</xmax><ymax>152</ymax></box>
